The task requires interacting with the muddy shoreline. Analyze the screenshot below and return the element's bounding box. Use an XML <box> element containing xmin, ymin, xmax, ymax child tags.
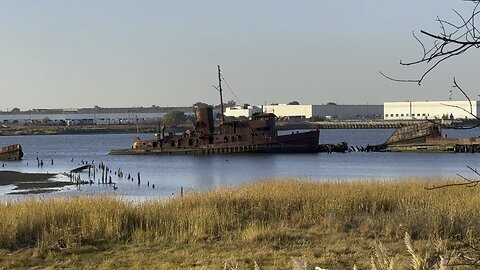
<box><xmin>0</xmin><ymin>171</ymin><xmax>73</xmax><ymax>195</ymax></box>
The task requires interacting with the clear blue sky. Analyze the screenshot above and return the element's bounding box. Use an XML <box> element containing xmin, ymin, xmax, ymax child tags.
<box><xmin>0</xmin><ymin>0</ymin><xmax>477</xmax><ymax>110</ymax></box>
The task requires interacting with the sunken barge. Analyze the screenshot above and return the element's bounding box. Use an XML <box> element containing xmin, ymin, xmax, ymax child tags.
<box><xmin>0</xmin><ymin>144</ymin><xmax>23</xmax><ymax>161</ymax></box>
<box><xmin>376</xmin><ymin>122</ymin><xmax>480</xmax><ymax>153</ymax></box>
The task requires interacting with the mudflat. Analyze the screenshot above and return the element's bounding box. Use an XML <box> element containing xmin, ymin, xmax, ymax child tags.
<box><xmin>0</xmin><ymin>171</ymin><xmax>56</xmax><ymax>185</ymax></box>
<box><xmin>0</xmin><ymin>171</ymin><xmax>73</xmax><ymax>194</ymax></box>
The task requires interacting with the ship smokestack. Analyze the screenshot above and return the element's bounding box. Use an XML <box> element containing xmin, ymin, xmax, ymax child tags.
<box><xmin>196</xmin><ymin>106</ymin><xmax>214</xmax><ymax>135</ymax></box>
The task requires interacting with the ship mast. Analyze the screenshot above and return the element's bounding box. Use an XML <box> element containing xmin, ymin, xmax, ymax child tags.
<box><xmin>217</xmin><ymin>65</ymin><xmax>225</xmax><ymax>124</ymax></box>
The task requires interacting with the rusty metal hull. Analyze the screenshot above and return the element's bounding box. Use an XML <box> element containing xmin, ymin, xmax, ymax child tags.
<box><xmin>110</xmin><ymin>106</ymin><xmax>322</xmax><ymax>156</ymax></box>
<box><xmin>0</xmin><ymin>144</ymin><xmax>23</xmax><ymax>161</ymax></box>
<box><xmin>383</xmin><ymin>143</ymin><xmax>456</xmax><ymax>153</ymax></box>
<box><xmin>380</xmin><ymin>122</ymin><xmax>480</xmax><ymax>153</ymax></box>
<box><xmin>385</xmin><ymin>122</ymin><xmax>441</xmax><ymax>145</ymax></box>
<box><xmin>384</xmin><ymin>137</ymin><xmax>480</xmax><ymax>153</ymax></box>
<box><xmin>110</xmin><ymin>130</ymin><xmax>320</xmax><ymax>155</ymax></box>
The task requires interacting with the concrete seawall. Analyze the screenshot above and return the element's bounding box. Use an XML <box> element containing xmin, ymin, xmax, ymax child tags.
<box><xmin>316</xmin><ymin>121</ymin><xmax>403</xmax><ymax>129</ymax></box>
<box><xmin>278</xmin><ymin>120</ymin><xmax>444</xmax><ymax>130</ymax></box>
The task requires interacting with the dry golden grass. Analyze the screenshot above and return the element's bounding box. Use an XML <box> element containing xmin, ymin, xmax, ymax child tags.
<box><xmin>1</xmin><ymin>177</ymin><xmax>479</xmax><ymax>269</ymax></box>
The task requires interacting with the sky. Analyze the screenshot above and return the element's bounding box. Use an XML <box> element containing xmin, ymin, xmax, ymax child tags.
<box><xmin>0</xmin><ymin>0</ymin><xmax>478</xmax><ymax>110</ymax></box>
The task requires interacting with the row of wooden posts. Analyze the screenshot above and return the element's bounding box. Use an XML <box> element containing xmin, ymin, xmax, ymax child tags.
<box><xmin>34</xmin><ymin>157</ymin><xmax>185</xmax><ymax>196</ymax></box>
<box><xmin>68</xmin><ymin>161</ymin><xmax>156</xmax><ymax>190</ymax></box>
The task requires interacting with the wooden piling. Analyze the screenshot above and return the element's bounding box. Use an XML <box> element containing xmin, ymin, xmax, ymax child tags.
<box><xmin>102</xmin><ymin>167</ymin><xmax>105</xmax><ymax>184</ymax></box>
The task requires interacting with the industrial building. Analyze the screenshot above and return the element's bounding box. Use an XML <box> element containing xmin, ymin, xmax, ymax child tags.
<box><xmin>0</xmin><ymin>107</ymin><xmax>194</xmax><ymax>125</ymax></box>
<box><xmin>224</xmin><ymin>105</ymin><xmax>262</xmax><ymax>118</ymax></box>
<box><xmin>312</xmin><ymin>104</ymin><xmax>383</xmax><ymax>120</ymax></box>
<box><xmin>263</xmin><ymin>105</ymin><xmax>314</xmax><ymax>119</ymax></box>
<box><xmin>224</xmin><ymin>104</ymin><xmax>383</xmax><ymax>120</ymax></box>
<box><xmin>384</xmin><ymin>101</ymin><xmax>480</xmax><ymax>120</ymax></box>
<box><xmin>263</xmin><ymin>104</ymin><xmax>383</xmax><ymax>120</ymax></box>
<box><xmin>12</xmin><ymin>101</ymin><xmax>469</xmax><ymax>125</ymax></box>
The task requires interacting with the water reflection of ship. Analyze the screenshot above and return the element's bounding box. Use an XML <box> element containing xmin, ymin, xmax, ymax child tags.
<box><xmin>110</xmin><ymin>66</ymin><xmax>320</xmax><ymax>155</ymax></box>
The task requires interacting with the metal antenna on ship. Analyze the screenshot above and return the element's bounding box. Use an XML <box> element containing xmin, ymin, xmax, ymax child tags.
<box><xmin>212</xmin><ymin>65</ymin><xmax>225</xmax><ymax>124</ymax></box>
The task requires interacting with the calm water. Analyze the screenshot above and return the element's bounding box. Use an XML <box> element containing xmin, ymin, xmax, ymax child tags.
<box><xmin>1</xmin><ymin>128</ymin><xmax>480</xmax><ymax>199</ymax></box>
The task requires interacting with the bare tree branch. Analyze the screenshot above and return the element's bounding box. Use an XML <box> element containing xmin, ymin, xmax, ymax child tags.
<box><xmin>433</xmin><ymin>78</ymin><xmax>480</xmax><ymax>129</ymax></box>
<box><xmin>425</xmin><ymin>166</ymin><xmax>480</xmax><ymax>190</ymax></box>
<box><xmin>453</xmin><ymin>77</ymin><xmax>473</xmax><ymax>113</ymax></box>
<box><xmin>382</xmin><ymin>1</ymin><xmax>480</xmax><ymax>84</ymax></box>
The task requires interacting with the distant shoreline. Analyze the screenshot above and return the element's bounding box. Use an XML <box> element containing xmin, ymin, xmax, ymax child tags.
<box><xmin>0</xmin><ymin>124</ymin><xmax>160</xmax><ymax>136</ymax></box>
<box><xmin>0</xmin><ymin>120</ymin><xmax>473</xmax><ymax>136</ymax></box>
<box><xmin>0</xmin><ymin>122</ymin><xmax>386</xmax><ymax>136</ymax></box>
<box><xmin>0</xmin><ymin>123</ymin><xmax>318</xmax><ymax>136</ymax></box>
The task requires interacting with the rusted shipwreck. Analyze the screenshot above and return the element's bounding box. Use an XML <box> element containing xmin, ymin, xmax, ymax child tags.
<box><xmin>0</xmin><ymin>144</ymin><xmax>24</xmax><ymax>161</ymax></box>
<box><xmin>377</xmin><ymin>122</ymin><xmax>480</xmax><ymax>153</ymax></box>
<box><xmin>110</xmin><ymin>107</ymin><xmax>320</xmax><ymax>155</ymax></box>
<box><xmin>110</xmin><ymin>66</ymin><xmax>321</xmax><ymax>155</ymax></box>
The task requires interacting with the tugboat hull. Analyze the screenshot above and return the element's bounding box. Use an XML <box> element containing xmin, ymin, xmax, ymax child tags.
<box><xmin>110</xmin><ymin>130</ymin><xmax>320</xmax><ymax>155</ymax></box>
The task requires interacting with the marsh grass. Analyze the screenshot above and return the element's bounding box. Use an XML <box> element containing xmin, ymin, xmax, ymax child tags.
<box><xmin>1</xmin><ymin>177</ymin><xmax>480</xmax><ymax>268</ymax></box>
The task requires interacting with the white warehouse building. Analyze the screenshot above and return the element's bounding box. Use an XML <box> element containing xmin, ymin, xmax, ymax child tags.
<box><xmin>222</xmin><ymin>104</ymin><xmax>384</xmax><ymax>120</ymax></box>
<box><xmin>384</xmin><ymin>101</ymin><xmax>480</xmax><ymax>120</ymax></box>
<box><xmin>263</xmin><ymin>105</ymin><xmax>314</xmax><ymax>118</ymax></box>
<box><xmin>263</xmin><ymin>104</ymin><xmax>383</xmax><ymax>120</ymax></box>
<box><xmin>224</xmin><ymin>105</ymin><xmax>262</xmax><ymax>118</ymax></box>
